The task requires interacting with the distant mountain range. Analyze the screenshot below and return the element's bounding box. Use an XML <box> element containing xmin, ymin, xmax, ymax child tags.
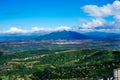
<box><xmin>85</xmin><ymin>32</ymin><xmax>120</xmax><ymax>38</ymax></box>
<box><xmin>0</xmin><ymin>34</ymin><xmax>37</xmax><ymax>42</ymax></box>
<box><xmin>0</xmin><ymin>30</ymin><xmax>120</xmax><ymax>41</ymax></box>
<box><xmin>37</xmin><ymin>31</ymin><xmax>91</xmax><ymax>40</ymax></box>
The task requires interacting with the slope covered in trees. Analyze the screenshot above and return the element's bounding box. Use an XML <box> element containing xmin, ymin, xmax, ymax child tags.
<box><xmin>0</xmin><ymin>49</ymin><xmax>120</xmax><ymax>80</ymax></box>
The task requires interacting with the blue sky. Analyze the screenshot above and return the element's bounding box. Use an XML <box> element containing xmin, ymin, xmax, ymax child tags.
<box><xmin>0</xmin><ymin>0</ymin><xmax>120</xmax><ymax>33</ymax></box>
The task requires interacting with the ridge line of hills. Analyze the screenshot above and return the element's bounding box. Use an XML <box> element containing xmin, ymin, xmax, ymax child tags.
<box><xmin>0</xmin><ymin>30</ymin><xmax>120</xmax><ymax>41</ymax></box>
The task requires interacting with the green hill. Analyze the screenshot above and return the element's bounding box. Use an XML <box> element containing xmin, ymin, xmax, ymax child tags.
<box><xmin>0</xmin><ymin>49</ymin><xmax>120</xmax><ymax>80</ymax></box>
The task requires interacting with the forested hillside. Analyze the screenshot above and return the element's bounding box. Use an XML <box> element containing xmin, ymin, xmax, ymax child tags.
<box><xmin>0</xmin><ymin>49</ymin><xmax>120</xmax><ymax>80</ymax></box>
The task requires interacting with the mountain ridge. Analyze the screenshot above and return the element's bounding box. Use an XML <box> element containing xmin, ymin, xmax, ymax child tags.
<box><xmin>1</xmin><ymin>30</ymin><xmax>120</xmax><ymax>41</ymax></box>
<box><xmin>37</xmin><ymin>30</ymin><xmax>91</xmax><ymax>40</ymax></box>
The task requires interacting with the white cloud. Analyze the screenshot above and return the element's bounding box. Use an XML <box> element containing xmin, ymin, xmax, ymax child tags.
<box><xmin>31</xmin><ymin>26</ymin><xmax>72</xmax><ymax>32</ymax></box>
<box><xmin>80</xmin><ymin>0</ymin><xmax>120</xmax><ymax>33</ymax></box>
<box><xmin>0</xmin><ymin>26</ymin><xmax>72</xmax><ymax>34</ymax></box>
<box><xmin>81</xmin><ymin>18</ymin><xmax>106</xmax><ymax>29</ymax></box>
<box><xmin>54</xmin><ymin>26</ymin><xmax>71</xmax><ymax>31</ymax></box>
<box><xmin>78</xmin><ymin>28</ymin><xmax>120</xmax><ymax>33</ymax></box>
<box><xmin>83</xmin><ymin>4</ymin><xmax>112</xmax><ymax>17</ymax></box>
<box><xmin>82</xmin><ymin>0</ymin><xmax>120</xmax><ymax>17</ymax></box>
<box><xmin>2</xmin><ymin>27</ymin><xmax>28</xmax><ymax>34</ymax></box>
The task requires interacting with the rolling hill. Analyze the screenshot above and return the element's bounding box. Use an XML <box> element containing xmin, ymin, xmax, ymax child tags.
<box><xmin>0</xmin><ymin>49</ymin><xmax>120</xmax><ymax>79</ymax></box>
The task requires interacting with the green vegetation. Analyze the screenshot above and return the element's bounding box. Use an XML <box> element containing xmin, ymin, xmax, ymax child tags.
<box><xmin>0</xmin><ymin>49</ymin><xmax>120</xmax><ymax>80</ymax></box>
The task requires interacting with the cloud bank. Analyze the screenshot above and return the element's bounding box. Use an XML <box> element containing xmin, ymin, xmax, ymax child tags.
<box><xmin>80</xmin><ymin>0</ymin><xmax>120</xmax><ymax>33</ymax></box>
<box><xmin>83</xmin><ymin>0</ymin><xmax>120</xmax><ymax>18</ymax></box>
<box><xmin>0</xmin><ymin>26</ymin><xmax>72</xmax><ymax>34</ymax></box>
